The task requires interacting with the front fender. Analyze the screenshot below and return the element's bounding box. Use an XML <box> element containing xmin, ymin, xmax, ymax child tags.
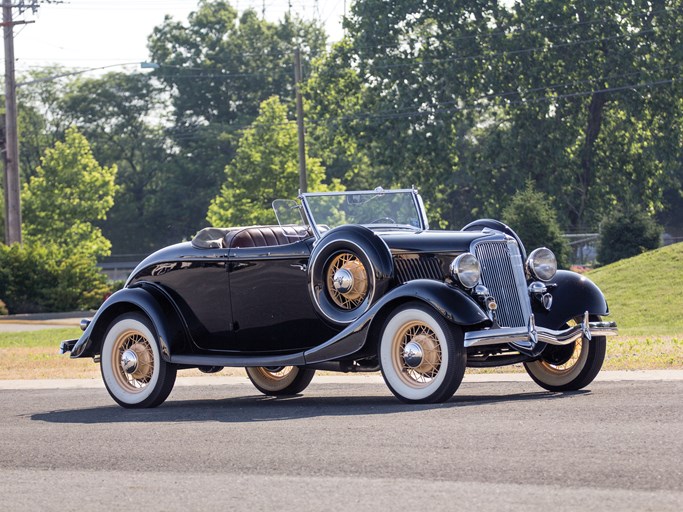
<box><xmin>70</xmin><ymin>284</ymin><xmax>188</xmax><ymax>361</ymax></box>
<box><xmin>534</xmin><ymin>270</ymin><xmax>610</xmax><ymax>329</ymax></box>
<box><xmin>304</xmin><ymin>280</ymin><xmax>490</xmax><ymax>363</ymax></box>
<box><xmin>379</xmin><ymin>279</ymin><xmax>491</xmax><ymax>327</ymax></box>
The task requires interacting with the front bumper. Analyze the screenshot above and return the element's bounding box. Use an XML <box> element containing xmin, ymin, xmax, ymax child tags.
<box><xmin>464</xmin><ymin>311</ymin><xmax>617</xmax><ymax>349</ymax></box>
<box><xmin>59</xmin><ymin>339</ymin><xmax>78</xmax><ymax>354</ymax></box>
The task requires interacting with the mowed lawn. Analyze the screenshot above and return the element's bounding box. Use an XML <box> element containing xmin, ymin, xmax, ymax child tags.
<box><xmin>1</xmin><ymin>243</ymin><xmax>681</xmax><ymax>379</ymax></box>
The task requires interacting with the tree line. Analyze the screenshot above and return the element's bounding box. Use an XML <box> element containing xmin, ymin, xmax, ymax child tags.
<box><xmin>3</xmin><ymin>0</ymin><xmax>682</xmax><ymax>260</ymax></box>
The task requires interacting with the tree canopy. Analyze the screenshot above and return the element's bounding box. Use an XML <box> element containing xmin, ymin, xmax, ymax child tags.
<box><xmin>307</xmin><ymin>0</ymin><xmax>682</xmax><ymax>233</ymax></box>
<box><xmin>22</xmin><ymin>127</ymin><xmax>117</xmax><ymax>259</ymax></box>
<box><xmin>207</xmin><ymin>96</ymin><xmax>341</xmax><ymax>227</ymax></box>
<box><xmin>6</xmin><ymin>0</ymin><xmax>682</xmax><ymax>263</ymax></box>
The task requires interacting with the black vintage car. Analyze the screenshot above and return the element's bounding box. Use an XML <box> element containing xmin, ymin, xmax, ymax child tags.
<box><xmin>61</xmin><ymin>188</ymin><xmax>617</xmax><ymax>408</ymax></box>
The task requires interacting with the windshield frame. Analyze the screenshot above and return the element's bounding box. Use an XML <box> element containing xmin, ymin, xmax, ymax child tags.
<box><xmin>299</xmin><ymin>188</ymin><xmax>429</xmax><ymax>239</ymax></box>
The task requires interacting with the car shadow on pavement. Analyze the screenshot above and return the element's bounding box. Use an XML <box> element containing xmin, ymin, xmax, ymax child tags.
<box><xmin>31</xmin><ymin>389</ymin><xmax>589</xmax><ymax>425</ymax></box>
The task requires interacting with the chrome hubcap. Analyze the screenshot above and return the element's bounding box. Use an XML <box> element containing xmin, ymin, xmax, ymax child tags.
<box><xmin>121</xmin><ymin>349</ymin><xmax>138</xmax><ymax>374</ymax></box>
<box><xmin>402</xmin><ymin>341</ymin><xmax>424</xmax><ymax>368</ymax></box>
<box><xmin>332</xmin><ymin>268</ymin><xmax>354</xmax><ymax>293</ymax></box>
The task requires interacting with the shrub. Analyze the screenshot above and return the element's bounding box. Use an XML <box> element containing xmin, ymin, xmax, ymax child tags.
<box><xmin>501</xmin><ymin>186</ymin><xmax>571</xmax><ymax>269</ymax></box>
<box><xmin>0</xmin><ymin>299</ymin><xmax>8</xmax><ymax>316</ymax></box>
<box><xmin>0</xmin><ymin>243</ymin><xmax>110</xmax><ymax>314</ymax></box>
<box><xmin>598</xmin><ymin>208</ymin><xmax>662</xmax><ymax>265</ymax></box>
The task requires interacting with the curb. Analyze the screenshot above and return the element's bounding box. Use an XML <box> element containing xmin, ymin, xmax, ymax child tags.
<box><xmin>0</xmin><ymin>311</ymin><xmax>92</xmax><ymax>322</ymax></box>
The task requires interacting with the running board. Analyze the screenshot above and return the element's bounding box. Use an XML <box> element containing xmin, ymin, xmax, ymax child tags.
<box><xmin>170</xmin><ymin>352</ymin><xmax>305</xmax><ymax>368</ymax></box>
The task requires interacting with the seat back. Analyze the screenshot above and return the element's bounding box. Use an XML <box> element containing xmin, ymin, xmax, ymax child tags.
<box><xmin>226</xmin><ymin>225</ymin><xmax>309</xmax><ymax>248</ymax></box>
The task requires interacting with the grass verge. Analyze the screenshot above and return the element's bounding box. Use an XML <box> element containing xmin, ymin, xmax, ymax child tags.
<box><xmin>0</xmin><ymin>327</ymin><xmax>680</xmax><ymax>380</ymax></box>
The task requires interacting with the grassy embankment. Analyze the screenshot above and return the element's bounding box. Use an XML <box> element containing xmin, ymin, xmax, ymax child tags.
<box><xmin>1</xmin><ymin>243</ymin><xmax>681</xmax><ymax>379</ymax></box>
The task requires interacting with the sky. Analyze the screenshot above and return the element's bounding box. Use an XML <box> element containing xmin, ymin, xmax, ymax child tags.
<box><xmin>9</xmin><ymin>0</ymin><xmax>347</xmax><ymax>78</ymax></box>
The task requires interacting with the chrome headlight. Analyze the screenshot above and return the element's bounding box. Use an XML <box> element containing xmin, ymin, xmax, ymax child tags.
<box><xmin>526</xmin><ymin>248</ymin><xmax>557</xmax><ymax>281</ymax></box>
<box><xmin>450</xmin><ymin>253</ymin><xmax>481</xmax><ymax>289</ymax></box>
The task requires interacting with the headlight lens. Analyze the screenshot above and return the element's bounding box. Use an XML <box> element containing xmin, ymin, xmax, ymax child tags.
<box><xmin>526</xmin><ymin>248</ymin><xmax>557</xmax><ymax>281</ymax></box>
<box><xmin>450</xmin><ymin>253</ymin><xmax>481</xmax><ymax>289</ymax></box>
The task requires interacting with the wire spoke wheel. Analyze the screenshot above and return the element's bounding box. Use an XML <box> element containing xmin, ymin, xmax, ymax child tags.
<box><xmin>325</xmin><ymin>252</ymin><xmax>368</xmax><ymax>310</ymax></box>
<box><xmin>112</xmin><ymin>331</ymin><xmax>155</xmax><ymax>392</ymax></box>
<box><xmin>524</xmin><ymin>316</ymin><xmax>607</xmax><ymax>392</ymax></box>
<box><xmin>392</xmin><ymin>322</ymin><xmax>443</xmax><ymax>387</ymax></box>
<box><xmin>538</xmin><ymin>338</ymin><xmax>583</xmax><ymax>375</ymax></box>
<box><xmin>379</xmin><ymin>302</ymin><xmax>466</xmax><ymax>404</ymax></box>
<box><xmin>245</xmin><ymin>366</ymin><xmax>316</xmax><ymax>396</ymax></box>
<box><xmin>101</xmin><ymin>313</ymin><xmax>176</xmax><ymax>408</ymax></box>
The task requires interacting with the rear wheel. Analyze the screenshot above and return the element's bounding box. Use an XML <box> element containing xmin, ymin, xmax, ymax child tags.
<box><xmin>245</xmin><ymin>366</ymin><xmax>316</xmax><ymax>396</ymax></box>
<box><xmin>379</xmin><ymin>302</ymin><xmax>466</xmax><ymax>403</ymax></box>
<box><xmin>100</xmin><ymin>313</ymin><xmax>176</xmax><ymax>408</ymax></box>
<box><xmin>524</xmin><ymin>317</ymin><xmax>606</xmax><ymax>391</ymax></box>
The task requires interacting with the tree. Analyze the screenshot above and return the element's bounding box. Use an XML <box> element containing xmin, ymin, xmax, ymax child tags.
<box><xmin>22</xmin><ymin>127</ymin><xmax>117</xmax><ymax>259</ymax></box>
<box><xmin>501</xmin><ymin>185</ymin><xmax>571</xmax><ymax>269</ymax></box>
<box><xmin>149</xmin><ymin>2</ymin><xmax>328</xmax><ymax>239</ymax></box>
<box><xmin>57</xmin><ymin>72</ymin><xmax>174</xmax><ymax>253</ymax></box>
<box><xmin>0</xmin><ymin>243</ymin><xmax>110</xmax><ymax>313</ymax></box>
<box><xmin>598</xmin><ymin>208</ymin><xmax>662</xmax><ymax>265</ymax></box>
<box><xmin>207</xmin><ymin>96</ymin><xmax>341</xmax><ymax>227</ymax></box>
<box><xmin>309</xmin><ymin>0</ymin><xmax>683</xmax><ymax>232</ymax></box>
<box><xmin>16</xmin><ymin>66</ymin><xmax>75</xmax><ymax>182</ymax></box>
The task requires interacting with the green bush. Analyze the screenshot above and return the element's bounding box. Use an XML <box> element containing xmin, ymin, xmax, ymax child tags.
<box><xmin>598</xmin><ymin>208</ymin><xmax>662</xmax><ymax>265</ymax></box>
<box><xmin>501</xmin><ymin>186</ymin><xmax>571</xmax><ymax>269</ymax></box>
<box><xmin>0</xmin><ymin>299</ymin><xmax>8</xmax><ymax>316</ymax></box>
<box><xmin>0</xmin><ymin>243</ymin><xmax>110</xmax><ymax>314</ymax></box>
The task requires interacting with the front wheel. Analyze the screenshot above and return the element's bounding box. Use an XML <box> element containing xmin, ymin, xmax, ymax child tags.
<box><xmin>245</xmin><ymin>366</ymin><xmax>316</xmax><ymax>396</ymax></box>
<box><xmin>100</xmin><ymin>313</ymin><xmax>177</xmax><ymax>408</ymax></box>
<box><xmin>379</xmin><ymin>302</ymin><xmax>466</xmax><ymax>403</ymax></box>
<box><xmin>524</xmin><ymin>317</ymin><xmax>606</xmax><ymax>392</ymax></box>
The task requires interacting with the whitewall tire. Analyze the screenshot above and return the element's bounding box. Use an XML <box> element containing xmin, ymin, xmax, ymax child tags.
<box><xmin>379</xmin><ymin>302</ymin><xmax>466</xmax><ymax>403</ymax></box>
<box><xmin>100</xmin><ymin>313</ymin><xmax>176</xmax><ymax>408</ymax></box>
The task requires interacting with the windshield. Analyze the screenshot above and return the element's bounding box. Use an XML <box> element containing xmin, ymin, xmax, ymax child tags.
<box><xmin>301</xmin><ymin>189</ymin><xmax>425</xmax><ymax>234</ymax></box>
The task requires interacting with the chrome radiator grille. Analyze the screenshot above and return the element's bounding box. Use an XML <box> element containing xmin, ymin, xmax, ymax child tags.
<box><xmin>393</xmin><ymin>256</ymin><xmax>444</xmax><ymax>284</ymax></box>
<box><xmin>474</xmin><ymin>240</ymin><xmax>530</xmax><ymax>328</ymax></box>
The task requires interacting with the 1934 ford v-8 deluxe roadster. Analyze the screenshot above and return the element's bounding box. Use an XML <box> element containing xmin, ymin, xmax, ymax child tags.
<box><xmin>60</xmin><ymin>188</ymin><xmax>617</xmax><ymax>408</ymax></box>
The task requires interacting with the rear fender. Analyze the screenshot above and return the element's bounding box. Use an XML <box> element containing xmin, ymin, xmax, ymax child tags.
<box><xmin>70</xmin><ymin>284</ymin><xmax>188</xmax><ymax>361</ymax></box>
<box><xmin>534</xmin><ymin>270</ymin><xmax>610</xmax><ymax>329</ymax></box>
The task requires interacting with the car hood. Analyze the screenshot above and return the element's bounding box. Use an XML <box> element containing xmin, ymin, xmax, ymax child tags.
<box><xmin>376</xmin><ymin>229</ymin><xmax>489</xmax><ymax>254</ymax></box>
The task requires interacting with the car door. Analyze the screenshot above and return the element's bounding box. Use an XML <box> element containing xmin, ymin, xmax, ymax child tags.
<box><xmin>228</xmin><ymin>239</ymin><xmax>337</xmax><ymax>353</ymax></box>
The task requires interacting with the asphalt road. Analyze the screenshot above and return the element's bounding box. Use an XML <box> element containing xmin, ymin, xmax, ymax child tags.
<box><xmin>1</xmin><ymin>379</ymin><xmax>681</xmax><ymax>511</ymax></box>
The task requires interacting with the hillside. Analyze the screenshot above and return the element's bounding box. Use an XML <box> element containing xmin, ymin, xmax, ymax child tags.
<box><xmin>587</xmin><ymin>242</ymin><xmax>683</xmax><ymax>336</ymax></box>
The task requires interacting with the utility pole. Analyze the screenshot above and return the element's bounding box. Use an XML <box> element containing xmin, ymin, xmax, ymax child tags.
<box><xmin>293</xmin><ymin>47</ymin><xmax>307</xmax><ymax>193</ymax></box>
<box><xmin>2</xmin><ymin>0</ymin><xmax>22</xmax><ymax>244</ymax></box>
<box><xmin>1</xmin><ymin>0</ymin><xmax>46</xmax><ymax>245</ymax></box>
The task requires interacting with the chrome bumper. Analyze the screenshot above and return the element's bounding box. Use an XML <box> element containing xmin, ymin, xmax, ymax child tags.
<box><xmin>464</xmin><ymin>312</ymin><xmax>618</xmax><ymax>349</ymax></box>
<box><xmin>59</xmin><ymin>339</ymin><xmax>78</xmax><ymax>355</ymax></box>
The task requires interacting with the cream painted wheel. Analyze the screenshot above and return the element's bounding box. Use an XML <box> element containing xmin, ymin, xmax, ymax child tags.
<box><xmin>524</xmin><ymin>317</ymin><xmax>606</xmax><ymax>391</ymax></box>
<box><xmin>326</xmin><ymin>252</ymin><xmax>369</xmax><ymax>310</ymax></box>
<box><xmin>100</xmin><ymin>313</ymin><xmax>176</xmax><ymax>408</ymax></box>
<box><xmin>379</xmin><ymin>302</ymin><xmax>466</xmax><ymax>403</ymax></box>
<box><xmin>245</xmin><ymin>366</ymin><xmax>316</xmax><ymax>396</ymax></box>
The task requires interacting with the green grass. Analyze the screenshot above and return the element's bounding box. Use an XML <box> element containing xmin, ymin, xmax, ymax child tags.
<box><xmin>586</xmin><ymin>242</ymin><xmax>683</xmax><ymax>336</ymax></box>
<box><xmin>0</xmin><ymin>327</ymin><xmax>81</xmax><ymax>349</ymax></box>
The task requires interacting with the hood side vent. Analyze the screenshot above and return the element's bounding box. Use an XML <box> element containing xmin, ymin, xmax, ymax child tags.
<box><xmin>393</xmin><ymin>255</ymin><xmax>444</xmax><ymax>284</ymax></box>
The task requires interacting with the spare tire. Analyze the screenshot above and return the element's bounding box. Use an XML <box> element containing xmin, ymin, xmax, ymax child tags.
<box><xmin>309</xmin><ymin>225</ymin><xmax>393</xmax><ymax>326</ymax></box>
